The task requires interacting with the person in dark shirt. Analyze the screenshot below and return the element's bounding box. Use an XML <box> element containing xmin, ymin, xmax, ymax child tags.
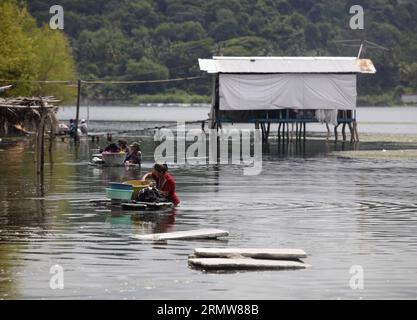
<box><xmin>68</xmin><ymin>119</ymin><xmax>76</xmax><ymax>138</ymax></box>
<box><xmin>125</xmin><ymin>142</ymin><xmax>142</xmax><ymax>165</ymax></box>
<box><xmin>100</xmin><ymin>143</ymin><xmax>120</xmax><ymax>153</ymax></box>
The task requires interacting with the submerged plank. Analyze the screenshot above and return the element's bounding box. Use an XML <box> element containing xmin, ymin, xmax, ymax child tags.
<box><xmin>132</xmin><ymin>229</ymin><xmax>229</xmax><ymax>241</ymax></box>
<box><xmin>188</xmin><ymin>258</ymin><xmax>309</xmax><ymax>270</ymax></box>
<box><xmin>194</xmin><ymin>248</ymin><xmax>307</xmax><ymax>260</ymax></box>
<box><xmin>121</xmin><ymin>203</ymin><xmax>147</xmax><ymax>210</ymax></box>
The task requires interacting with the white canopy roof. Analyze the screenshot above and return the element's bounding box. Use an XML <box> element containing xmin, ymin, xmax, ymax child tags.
<box><xmin>199</xmin><ymin>56</ymin><xmax>376</xmax><ymax>74</ymax></box>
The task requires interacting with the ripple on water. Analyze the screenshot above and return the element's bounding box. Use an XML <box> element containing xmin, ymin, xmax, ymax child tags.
<box><xmin>1</xmin><ymin>129</ymin><xmax>417</xmax><ymax>299</ymax></box>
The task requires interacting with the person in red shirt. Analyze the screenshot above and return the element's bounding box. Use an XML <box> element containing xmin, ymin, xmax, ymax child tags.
<box><xmin>142</xmin><ymin>163</ymin><xmax>180</xmax><ymax>206</ymax></box>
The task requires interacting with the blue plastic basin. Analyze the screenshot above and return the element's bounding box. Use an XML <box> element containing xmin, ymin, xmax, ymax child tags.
<box><xmin>109</xmin><ymin>182</ymin><xmax>133</xmax><ymax>190</ymax></box>
<box><xmin>106</xmin><ymin>188</ymin><xmax>133</xmax><ymax>201</ymax></box>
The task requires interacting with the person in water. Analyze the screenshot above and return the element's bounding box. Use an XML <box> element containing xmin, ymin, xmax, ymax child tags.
<box><xmin>125</xmin><ymin>142</ymin><xmax>141</xmax><ymax>165</ymax></box>
<box><xmin>68</xmin><ymin>119</ymin><xmax>76</xmax><ymax>138</ymax></box>
<box><xmin>79</xmin><ymin>119</ymin><xmax>88</xmax><ymax>135</ymax></box>
<box><xmin>100</xmin><ymin>143</ymin><xmax>121</xmax><ymax>153</ymax></box>
<box><xmin>142</xmin><ymin>163</ymin><xmax>180</xmax><ymax>206</ymax></box>
<box><xmin>117</xmin><ymin>139</ymin><xmax>130</xmax><ymax>154</ymax></box>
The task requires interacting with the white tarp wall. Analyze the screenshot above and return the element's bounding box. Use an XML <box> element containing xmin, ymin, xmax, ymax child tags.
<box><xmin>219</xmin><ymin>74</ymin><xmax>357</xmax><ymax>111</ymax></box>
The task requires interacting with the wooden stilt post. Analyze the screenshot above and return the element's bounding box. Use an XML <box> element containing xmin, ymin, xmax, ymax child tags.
<box><xmin>278</xmin><ymin>122</ymin><xmax>281</xmax><ymax>141</ymax></box>
<box><xmin>354</xmin><ymin>110</ymin><xmax>359</xmax><ymax>142</ymax></box>
<box><xmin>353</xmin><ymin>120</ymin><xmax>359</xmax><ymax>142</ymax></box>
<box><xmin>342</xmin><ymin>123</ymin><xmax>347</xmax><ymax>141</ymax></box>
<box><xmin>334</xmin><ymin>124</ymin><xmax>340</xmax><ymax>142</ymax></box>
<box><xmin>287</xmin><ymin>122</ymin><xmax>290</xmax><ymax>142</ymax></box>
<box><xmin>348</xmin><ymin>122</ymin><xmax>354</xmax><ymax>142</ymax></box>
<box><xmin>326</xmin><ymin>123</ymin><xmax>330</xmax><ymax>141</ymax></box>
<box><xmin>74</xmin><ymin>79</ymin><xmax>81</xmax><ymax>142</ymax></box>
<box><xmin>303</xmin><ymin>122</ymin><xmax>306</xmax><ymax>140</ymax></box>
<box><xmin>266</xmin><ymin>122</ymin><xmax>270</xmax><ymax>143</ymax></box>
<box><xmin>36</xmin><ymin>108</ymin><xmax>47</xmax><ymax>195</ymax></box>
<box><xmin>48</xmin><ymin>113</ymin><xmax>55</xmax><ymax>153</ymax></box>
<box><xmin>290</xmin><ymin>123</ymin><xmax>294</xmax><ymax>141</ymax></box>
<box><xmin>260</xmin><ymin>123</ymin><xmax>264</xmax><ymax>143</ymax></box>
<box><xmin>282</xmin><ymin>122</ymin><xmax>286</xmax><ymax>142</ymax></box>
<box><xmin>295</xmin><ymin>122</ymin><xmax>299</xmax><ymax>141</ymax></box>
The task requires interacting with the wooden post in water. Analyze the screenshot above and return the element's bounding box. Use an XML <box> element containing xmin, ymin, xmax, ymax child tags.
<box><xmin>353</xmin><ymin>120</ymin><xmax>359</xmax><ymax>142</ymax></box>
<box><xmin>74</xmin><ymin>79</ymin><xmax>81</xmax><ymax>142</ymax></box>
<box><xmin>348</xmin><ymin>122</ymin><xmax>354</xmax><ymax>142</ymax></box>
<box><xmin>287</xmin><ymin>120</ymin><xmax>290</xmax><ymax>143</ymax></box>
<box><xmin>294</xmin><ymin>123</ymin><xmax>297</xmax><ymax>141</ymax></box>
<box><xmin>278</xmin><ymin>123</ymin><xmax>282</xmax><ymax>142</ymax></box>
<box><xmin>303</xmin><ymin>122</ymin><xmax>306</xmax><ymax>141</ymax></box>
<box><xmin>36</xmin><ymin>106</ymin><xmax>47</xmax><ymax>196</ymax></box>
<box><xmin>334</xmin><ymin>123</ymin><xmax>340</xmax><ymax>141</ymax></box>
<box><xmin>342</xmin><ymin>123</ymin><xmax>347</xmax><ymax>141</ymax></box>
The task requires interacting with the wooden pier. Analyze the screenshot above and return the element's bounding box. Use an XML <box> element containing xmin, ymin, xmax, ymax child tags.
<box><xmin>0</xmin><ymin>96</ymin><xmax>59</xmax><ymax>195</ymax></box>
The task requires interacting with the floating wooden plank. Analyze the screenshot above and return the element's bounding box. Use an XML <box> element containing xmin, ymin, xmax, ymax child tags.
<box><xmin>194</xmin><ymin>248</ymin><xmax>307</xmax><ymax>260</ymax></box>
<box><xmin>132</xmin><ymin>229</ymin><xmax>229</xmax><ymax>241</ymax></box>
<box><xmin>188</xmin><ymin>258</ymin><xmax>309</xmax><ymax>270</ymax></box>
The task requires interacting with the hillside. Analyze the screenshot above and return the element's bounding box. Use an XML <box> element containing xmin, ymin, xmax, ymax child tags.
<box><xmin>26</xmin><ymin>0</ymin><xmax>417</xmax><ymax>105</ymax></box>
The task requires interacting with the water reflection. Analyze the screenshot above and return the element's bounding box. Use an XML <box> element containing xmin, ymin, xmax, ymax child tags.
<box><xmin>1</xmin><ymin>123</ymin><xmax>417</xmax><ymax>299</ymax></box>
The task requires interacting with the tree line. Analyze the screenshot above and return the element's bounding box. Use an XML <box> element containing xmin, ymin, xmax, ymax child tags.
<box><xmin>2</xmin><ymin>0</ymin><xmax>417</xmax><ymax>105</ymax></box>
<box><xmin>0</xmin><ymin>0</ymin><xmax>75</xmax><ymax>101</ymax></box>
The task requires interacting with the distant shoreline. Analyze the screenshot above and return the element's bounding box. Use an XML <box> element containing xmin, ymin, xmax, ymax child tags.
<box><xmin>59</xmin><ymin>103</ymin><xmax>416</xmax><ymax>108</ymax></box>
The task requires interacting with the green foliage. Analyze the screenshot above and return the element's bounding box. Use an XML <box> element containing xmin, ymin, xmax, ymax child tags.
<box><xmin>131</xmin><ymin>91</ymin><xmax>211</xmax><ymax>104</ymax></box>
<box><xmin>2</xmin><ymin>0</ymin><xmax>416</xmax><ymax>105</ymax></box>
<box><xmin>0</xmin><ymin>1</ymin><xmax>39</xmax><ymax>95</ymax></box>
<box><xmin>0</xmin><ymin>0</ymin><xmax>76</xmax><ymax>101</ymax></box>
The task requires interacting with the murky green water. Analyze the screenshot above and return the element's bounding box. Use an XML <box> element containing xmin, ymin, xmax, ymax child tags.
<box><xmin>1</xmin><ymin>107</ymin><xmax>417</xmax><ymax>299</ymax></box>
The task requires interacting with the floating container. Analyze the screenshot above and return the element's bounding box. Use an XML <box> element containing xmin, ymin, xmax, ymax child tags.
<box><xmin>105</xmin><ymin>188</ymin><xmax>133</xmax><ymax>201</ymax></box>
<box><xmin>101</xmin><ymin>152</ymin><xmax>126</xmax><ymax>166</ymax></box>
<box><xmin>109</xmin><ymin>182</ymin><xmax>133</xmax><ymax>190</ymax></box>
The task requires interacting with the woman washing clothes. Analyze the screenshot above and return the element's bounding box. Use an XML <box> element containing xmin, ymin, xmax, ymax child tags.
<box><xmin>142</xmin><ymin>164</ymin><xmax>180</xmax><ymax>206</ymax></box>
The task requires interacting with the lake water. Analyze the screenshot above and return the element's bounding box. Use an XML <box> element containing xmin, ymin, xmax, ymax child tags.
<box><xmin>1</xmin><ymin>106</ymin><xmax>417</xmax><ymax>299</ymax></box>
